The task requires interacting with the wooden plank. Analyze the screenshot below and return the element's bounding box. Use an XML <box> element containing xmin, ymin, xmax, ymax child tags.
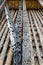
<box><xmin>0</xmin><ymin>18</ymin><xmax>6</xmax><ymax>31</ymax></box>
<box><xmin>5</xmin><ymin>47</ymin><xmax>13</xmax><ymax>65</ymax></box>
<box><xmin>0</xmin><ymin>33</ymin><xmax>9</xmax><ymax>65</ymax></box>
<box><xmin>35</xmin><ymin>11</ymin><xmax>43</xmax><ymax>25</ymax></box>
<box><xmin>33</xmin><ymin>10</ymin><xmax>43</xmax><ymax>34</ymax></box>
<box><xmin>13</xmin><ymin>11</ymin><xmax>18</xmax><ymax>22</ymax></box>
<box><xmin>0</xmin><ymin>22</ymin><xmax>7</xmax><ymax>38</ymax></box>
<box><xmin>28</xmin><ymin>12</ymin><xmax>35</xmax><ymax>65</ymax></box>
<box><xmin>0</xmin><ymin>12</ymin><xmax>5</xmax><ymax>23</ymax></box>
<box><xmin>0</xmin><ymin>27</ymin><xmax>8</xmax><ymax>51</ymax></box>
<box><xmin>38</xmin><ymin>11</ymin><xmax>43</xmax><ymax>20</ymax></box>
<box><xmin>32</xmin><ymin>10</ymin><xmax>43</xmax><ymax>48</ymax></box>
<box><xmin>29</xmin><ymin>11</ymin><xmax>43</xmax><ymax>65</ymax></box>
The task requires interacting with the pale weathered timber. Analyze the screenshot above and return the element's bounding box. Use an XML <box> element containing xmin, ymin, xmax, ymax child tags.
<box><xmin>22</xmin><ymin>0</ymin><xmax>31</xmax><ymax>65</ymax></box>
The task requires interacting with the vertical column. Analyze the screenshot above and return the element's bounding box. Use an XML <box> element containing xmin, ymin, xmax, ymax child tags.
<box><xmin>13</xmin><ymin>2</ymin><xmax>22</xmax><ymax>65</ymax></box>
<box><xmin>4</xmin><ymin>2</ymin><xmax>22</xmax><ymax>65</ymax></box>
<box><xmin>22</xmin><ymin>0</ymin><xmax>31</xmax><ymax>65</ymax></box>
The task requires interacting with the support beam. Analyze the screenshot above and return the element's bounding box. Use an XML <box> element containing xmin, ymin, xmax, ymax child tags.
<box><xmin>4</xmin><ymin>1</ymin><xmax>22</xmax><ymax>65</ymax></box>
<box><xmin>22</xmin><ymin>0</ymin><xmax>31</xmax><ymax>65</ymax></box>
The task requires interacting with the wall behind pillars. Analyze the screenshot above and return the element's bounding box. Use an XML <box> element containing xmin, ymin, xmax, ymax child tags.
<box><xmin>7</xmin><ymin>0</ymin><xmax>43</xmax><ymax>9</ymax></box>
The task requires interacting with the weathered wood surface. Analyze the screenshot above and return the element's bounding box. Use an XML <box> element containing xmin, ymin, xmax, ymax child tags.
<box><xmin>22</xmin><ymin>0</ymin><xmax>31</xmax><ymax>65</ymax></box>
<box><xmin>0</xmin><ymin>10</ymin><xmax>18</xmax><ymax>65</ymax></box>
<box><xmin>0</xmin><ymin>8</ymin><xmax>43</xmax><ymax>65</ymax></box>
